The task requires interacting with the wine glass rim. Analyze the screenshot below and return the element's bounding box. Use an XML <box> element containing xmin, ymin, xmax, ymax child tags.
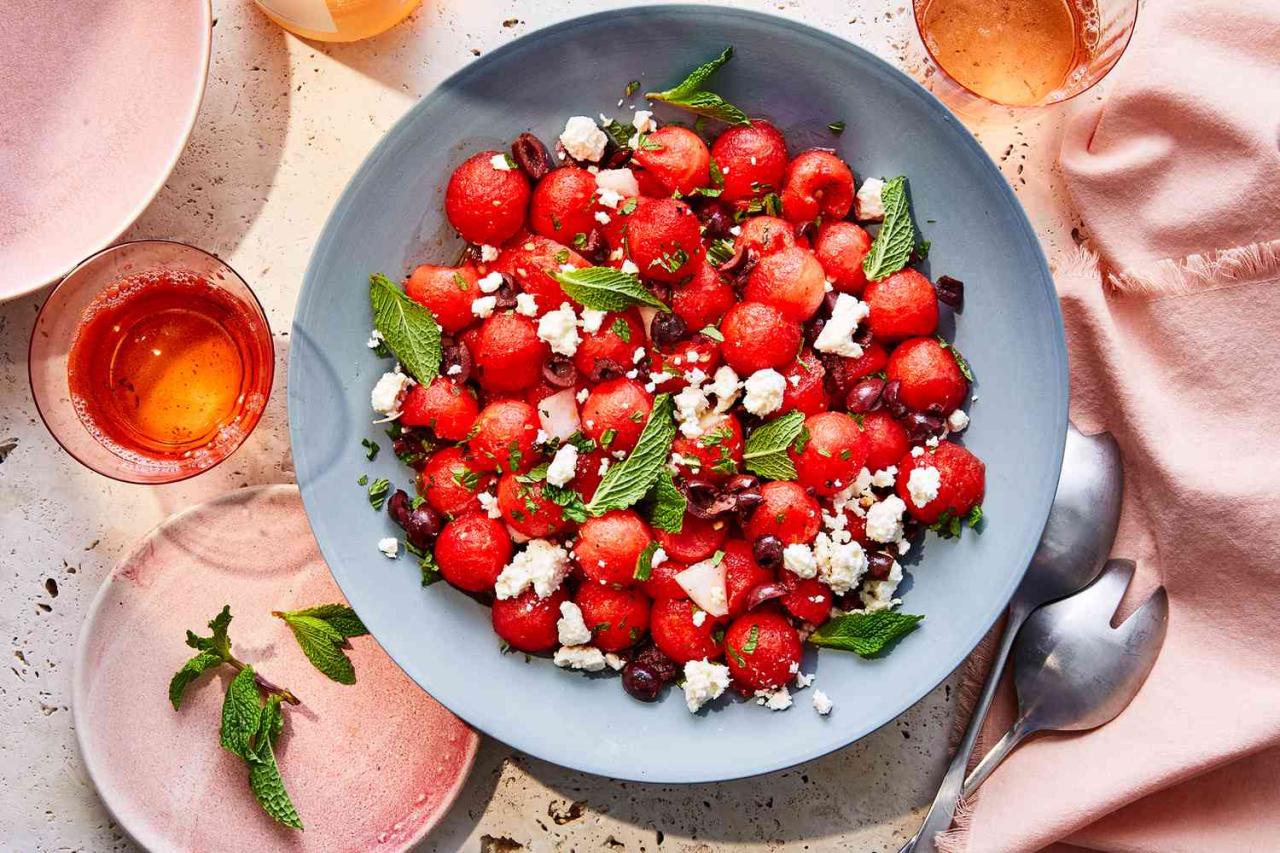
<box><xmin>27</xmin><ymin>239</ymin><xmax>275</xmax><ymax>485</ymax></box>
<box><xmin>912</xmin><ymin>0</ymin><xmax>1140</xmax><ymax>108</ymax></box>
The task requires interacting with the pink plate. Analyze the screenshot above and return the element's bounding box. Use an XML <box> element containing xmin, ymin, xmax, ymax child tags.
<box><xmin>72</xmin><ymin>485</ymin><xmax>478</xmax><ymax>852</ymax></box>
<box><xmin>0</xmin><ymin>0</ymin><xmax>212</xmax><ymax>300</ymax></box>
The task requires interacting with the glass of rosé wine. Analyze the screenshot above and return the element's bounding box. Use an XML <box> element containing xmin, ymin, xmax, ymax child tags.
<box><xmin>29</xmin><ymin>241</ymin><xmax>274</xmax><ymax>484</ymax></box>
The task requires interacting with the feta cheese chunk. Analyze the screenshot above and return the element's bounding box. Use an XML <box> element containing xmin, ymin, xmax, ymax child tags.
<box><xmin>632</xmin><ymin>109</ymin><xmax>657</xmax><ymax>134</ymax></box>
<box><xmin>757</xmin><ymin>687</ymin><xmax>793</xmax><ymax>711</ymax></box>
<box><xmin>619</xmin><ymin>259</ymin><xmax>641</xmax><ymax>276</ymax></box>
<box><xmin>604</xmin><ymin>652</ymin><xmax>627</xmax><ymax>671</ymax></box>
<box><xmin>377</xmin><ymin>537</ymin><xmax>399</xmax><ymax>559</ymax></box>
<box><xmin>471</xmin><ymin>295</ymin><xmax>497</xmax><ymax>319</ymax></box>
<box><xmin>812</xmin><ymin>689</ymin><xmax>834</xmax><ymax>715</ymax></box>
<box><xmin>708</xmin><ymin>365</ymin><xmax>742</xmax><ymax>413</ymax></box>
<box><xmin>495</xmin><ymin>539</ymin><xmax>571</xmax><ymax>600</ymax></box>
<box><xmin>855</xmin><ymin>177</ymin><xmax>886</xmax><ymax>221</ymax></box>
<box><xmin>682</xmin><ymin>659</ymin><xmax>731</xmax><ymax>712</ymax></box>
<box><xmin>546</xmin><ymin>443</ymin><xmax>579</xmax><ymax>487</ymax></box>
<box><xmin>860</xmin><ymin>559</ymin><xmax>904</xmax><ymax>612</ymax></box>
<box><xmin>537</xmin><ymin>303</ymin><xmax>581</xmax><ymax>357</ymax></box>
<box><xmin>479</xmin><ymin>244</ymin><xmax>500</xmax><ymax>263</ymax></box>
<box><xmin>673</xmin><ymin>382</ymin><xmax>711</xmax><ymax>438</ymax></box>
<box><xmin>371</xmin><ymin>369</ymin><xmax>413</xmax><ymax>418</ymax></box>
<box><xmin>554</xmin><ymin>644</ymin><xmax>608</xmax><ymax>671</ymax></box>
<box><xmin>907</xmin><ymin>465</ymin><xmax>942</xmax><ymax>508</ymax></box>
<box><xmin>366</xmin><ymin>329</ymin><xmax>384</xmax><ymax>349</ymax></box>
<box><xmin>560</xmin><ymin>116</ymin><xmax>608</xmax><ymax>162</ymax></box>
<box><xmin>871</xmin><ymin>466</ymin><xmax>897</xmax><ymax>488</ymax></box>
<box><xmin>743</xmin><ymin>369</ymin><xmax>786</xmax><ymax>416</ymax></box>
<box><xmin>490</xmin><ymin>153</ymin><xmax>514</xmax><ymax>171</ymax></box>
<box><xmin>477</xmin><ymin>489</ymin><xmax>502</xmax><ymax>519</ymax></box>
<box><xmin>814</xmin><ymin>532</ymin><xmax>868</xmax><ymax>595</ymax></box>
<box><xmin>947</xmin><ymin>408</ymin><xmax>970</xmax><ymax>433</ymax></box>
<box><xmin>814</xmin><ymin>293</ymin><xmax>870</xmax><ymax>358</ymax></box>
<box><xmin>579</xmin><ymin>308</ymin><xmax>607</xmax><ymax>333</ymax></box>
<box><xmin>865</xmin><ymin>495</ymin><xmax>907</xmax><ymax>544</ymax></box>
<box><xmin>514</xmin><ymin>292</ymin><xmax>539</xmax><ymax>317</ymax></box>
<box><xmin>475</xmin><ymin>271</ymin><xmax>503</xmax><ymax>294</ymax></box>
<box><xmin>794</xmin><ymin>671</ymin><xmax>815</xmax><ymax>689</ymax></box>
<box><xmin>783</xmin><ymin>543</ymin><xmax>818</xmax><ymax>579</ymax></box>
<box><xmin>556</xmin><ymin>601</ymin><xmax>593</xmax><ymax>646</ymax></box>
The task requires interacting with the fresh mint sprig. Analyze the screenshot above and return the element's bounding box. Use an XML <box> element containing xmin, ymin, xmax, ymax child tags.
<box><xmin>808</xmin><ymin>610</ymin><xmax>924</xmax><ymax>657</ymax></box>
<box><xmin>369</xmin><ymin>272</ymin><xmax>442</xmax><ymax>381</ymax></box>
<box><xmin>742</xmin><ymin>411</ymin><xmax>805</xmax><ymax>481</ymax></box>
<box><xmin>861</xmin><ymin>177</ymin><xmax>917</xmax><ymax>281</ymax></box>
<box><xmin>273</xmin><ymin>604</ymin><xmax>370</xmax><ymax>685</ymax></box>
<box><xmin>587</xmin><ymin>394</ymin><xmax>677</xmax><ymax>515</ymax></box>
<box><xmin>645</xmin><ymin>47</ymin><xmax>750</xmax><ymax>126</ymax></box>
<box><xmin>552</xmin><ymin>266</ymin><xmax>671</xmax><ymax>313</ymax></box>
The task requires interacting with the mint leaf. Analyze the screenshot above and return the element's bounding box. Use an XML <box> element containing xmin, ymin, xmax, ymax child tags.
<box><xmin>185</xmin><ymin>605</ymin><xmax>233</xmax><ymax>657</ymax></box>
<box><xmin>168</xmin><ymin>650</ymin><xmax>224</xmax><ymax>710</ymax></box>
<box><xmin>220</xmin><ymin>665</ymin><xmax>263</xmax><ymax>759</ymax></box>
<box><xmin>634</xmin><ymin>540</ymin><xmax>661</xmax><ymax>581</ymax></box>
<box><xmin>370</xmin><ymin>272</ymin><xmax>442</xmax><ymax>382</ymax></box>
<box><xmin>966</xmin><ymin>504</ymin><xmax>983</xmax><ymax>528</ymax></box>
<box><xmin>699</xmin><ymin>324</ymin><xmax>725</xmax><ymax>342</ymax></box>
<box><xmin>587</xmin><ymin>394</ymin><xmax>676</xmax><ymax>514</ymax></box>
<box><xmin>276</xmin><ymin>613</ymin><xmax>356</xmax><ymax>685</ymax></box>
<box><xmin>937</xmin><ymin>335</ymin><xmax>975</xmax><ymax>382</ymax></box>
<box><xmin>861</xmin><ymin>177</ymin><xmax>917</xmax><ymax>281</ymax></box>
<box><xmin>645</xmin><ymin>47</ymin><xmax>750</xmax><ymax>126</ymax></box>
<box><xmin>646</xmin><ymin>469</ymin><xmax>686</xmax><ymax>533</ymax></box>
<box><xmin>553</xmin><ymin>266</ymin><xmax>671</xmax><ymax>313</ymax></box>
<box><xmin>742</xmin><ymin>411</ymin><xmax>804</xmax><ymax>481</ymax></box>
<box><xmin>277</xmin><ymin>603</ymin><xmax>367</xmax><ymax>639</ymax></box>
<box><xmin>247</xmin><ymin>705</ymin><xmax>303</xmax><ymax>831</ymax></box>
<box><xmin>808</xmin><ymin>610</ymin><xmax>924</xmax><ymax>657</ymax></box>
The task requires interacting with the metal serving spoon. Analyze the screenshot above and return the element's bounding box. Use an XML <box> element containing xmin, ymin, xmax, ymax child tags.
<box><xmin>961</xmin><ymin>558</ymin><xmax>1168</xmax><ymax>795</ymax></box>
<box><xmin>901</xmin><ymin>425</ymin><xmax>1124</xmax><ymax>853</ymax></box>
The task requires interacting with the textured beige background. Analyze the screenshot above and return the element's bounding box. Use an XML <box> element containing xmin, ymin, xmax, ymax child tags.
<box><xmin>0</xmin><ymin>1</ymin><xmax>1089</xmax><ymax>849</ymax></box>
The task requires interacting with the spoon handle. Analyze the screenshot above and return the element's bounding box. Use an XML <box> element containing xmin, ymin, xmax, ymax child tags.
<box><xmin>898</xmin><ymin>607</ymin><xmax>1025</xmax><ymax>853</ymax></box>
<box><xmin>961</xmin><ymin>714</ymin><xmax>1036</xmax><ymax>797</ymax></box>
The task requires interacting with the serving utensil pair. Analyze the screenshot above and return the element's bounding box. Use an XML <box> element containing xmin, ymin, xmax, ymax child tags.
<box><xmin>901</xmin><ymin>425</ymin><xmax>1168</xmax><ymax>852</ymax></box>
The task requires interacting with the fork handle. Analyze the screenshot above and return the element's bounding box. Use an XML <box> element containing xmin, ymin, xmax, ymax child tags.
<box><xmin>898</xmin><ymin>605</ymin><xmax>1026</xmax><ymax>853</ymax></box>
<box><xmin>961</xmin><ymin>714</ymin><xmax>1036</xmax><ymax>797</ymax></box>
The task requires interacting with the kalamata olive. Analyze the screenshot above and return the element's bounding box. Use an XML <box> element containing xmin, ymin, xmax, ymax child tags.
<box><xmin>622</xmin><ymin>663</ymin><xmax>664</xmax><ymax>702</ymax></box>
<box><xmin>440</xmin><ymin>340</ymin><xmax>473</xmax><ymax>384</ymax></box>
<box><xmin>822</xmin><ymin>291</ymin><xmax>840</xmax><ymax>315</ymax></box>
<box><xmin>392</xmin><ymin>431</ymin><xmax>435</xmax><ymax>470</ymax></box>
<box><xmin>589</xmin><ymin>357</ymin><xmax>625</xmax><ymax>383</ymax></box>
<box><xmin>387</xmin><ymin>489</ymin><xmax>413</xmax><ymax>528</ymax></box>
<box><xmin>734</xmin><ymin>490</ymin><xmax>763</xmax><ymax>513</ymax></box>
<box><xmin>804</xmin><ymin>316</ymin><xmax>826</xmax><ymax>347</ymax></box>
<box><xmin>852</xmin><ymin>323</ymin><xmax>874</xmax><ymax>347</ymax></box>
<box><xmin>795</xmin><ymin>220</ymin><xmax>818</xmax><ymax>242</ymax></box>
<box><xmin>882</xmin><ymin>379</ymin><xmax>907</xmax><ymax>418</ymax></box>
<box><xmin>579</xmin><ymin>228</ymin><xmax>608</xmax><ymax>265</ymax></box>
<box><xmin>650</xmin><ymin>312</ymin><xmax>688</xmax><ymax>347</ymax></box>
<box><xmin>403</xmin><ymin>505</ymin><xmax>444</xmax><ymax>550</ymax></box>
<box><xmin>492</xmin><ymin>279</ymin><xmax>519</xmax><ymax>311</ymax></box>
<box><xmin>542</xmin><ymin>356</ymin><xmax>578</xmax><ymax>388</ymax></box>
<box><xmin>867</xmin><ymin>551</ymin><xmax>896</xmax><ymax>581</ymax></box>
<box><xmin>681</xmin><ymin>478</ymin><xmax>738</xmax><ymax>519</ymax></box>
<box><xmin>903</xmin><ymin>412</ymin><xmax>945</xmax><ymax>442</ymax></box>
<box><xmin>634</xmin><ymin>644</ymin><xmax>679</xmax><ymax>682</ymax></box>
<box><xmin>847</xmin><ymin>378</ymin><xmax>886</xmax><ymax>413</ymax></box>
<box><xmin>936</xmin><ymin>275</ymin><xmax>964</xmax><ymax>309</ymax></box>
<box><xmin>724</xmin><ymin>473</ymin><xmax>760</xmax><ymax>494</ymax></box>
<box><xmin>752</xmin><ymin>534</ymin><xmax>784</xmax><ymax>569</ymax></box>
<box><xmin>511</xmin><ymin>133</ymin><xmax>554</xmax><ymax>181</ymax></box>
<box><xmin>743</xmin><ymin>580</ymin><xmax>788</xmax><ymax>611</ymax></box>
<box><xmin>699</xmin><ymin>205</ymin><xmax>733</xmax><ymax>240</ymax></box>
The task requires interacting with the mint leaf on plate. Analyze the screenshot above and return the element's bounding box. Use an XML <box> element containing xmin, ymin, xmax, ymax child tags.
<box><xmin>553</xmin><ymin>266</ymin><xmax>671</xmax><ymax>313</ymax></box>
<box><xmin>274</xmin><ymin>610</ymin><xmax>357</xmax><ymax>685</ymax></box>
<box><xmin>278</xmin><ymin>603</ymin><xmax>368</xmax><ymax>639</ymax></box>
<box><xmin>808</xmin><ymin>610</ymin><xmax>924</xmax><ymax>657</ymax></box>
<box><xmin>168</xmin><ymin>649</ymin><xmax>224</xmax><ymax>710</ymax></box>
<box><xmin>247</xmin><ymin>697</ymin><xmax>303</xmax><ymax>831</ymax></box>
<box><xmin>861</xmin><ymin>177</ymin><xmax>917</xmax><ymax>281</ymax></box>
<box><xmin>370</xmin><ymin>272</ymin><xmax>442</xmax><ymax>381</ymax></box>
<box><xmin>742</xmin><ymin>411</ymin><xmax>805</xmax><ymax>481</ymax></box>
<box><xmin>220</xmin><ymin>665</ymin><xmax>263</xmax><ymax>759</ymax></box>
<box><xmin>587</xmin><ymin>394</ymin><xmax>676</xmax><ymax>515</ymax></box>
<box><xmin>645</xmin><ymin>47</ymin><xmax>750</xmax><ymax>126</ymax></box>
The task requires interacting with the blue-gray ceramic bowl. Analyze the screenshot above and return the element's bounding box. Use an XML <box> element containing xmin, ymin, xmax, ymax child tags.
<box><xmin>289</xmin><ymin>5</ymin><xmax>1067</xmax><ymax>783</ymax></box>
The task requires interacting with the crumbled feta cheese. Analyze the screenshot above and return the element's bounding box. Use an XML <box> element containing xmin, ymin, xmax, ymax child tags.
<box><xmin>557</xmin><ymin>601</ymin><xmax>593</xmax><ymax>646</ymax></box>
<box><xmin>855</xmin><ymin>177</ymin><xmax>886</xmax><ymax>221</ymax></box>
<box><xmin>757</xmin><ymin>687</ymin><xmax>793</xmax><ymax>711</ymax></box>
<box><xmin>814</xmin><ymin>532</ymin><xmax>868</xmax><ymax>595</ymax></box>
<box><xmin>367</xmin><ymin>329</ymin><xmax>384</xmax><ymax>349</ymax></box>
<box><xmin>537</xmin><ymin>303</ymin><xmax>581</xmax><ymax>356</ymax></box>
<box><xmin>580</xmin><ymin>308</ymin><xmax>607</xmax><ymax>333</ymax></box>
<box><xmin>595</xmin><ymin>167</ymin><xmax>640</xmax><ymax>198</ymax></box>
<box><xmin>554</xmin><ymin>645</ymin><xmax>608</xmax><ymax>671</ymax></box>
<box><xmin>490</xmin><ymin>153</ymin><xmax>513</xmax><ymax>171</ymax></box>
<box><xmin>477</xmin><ymin>271</ymin><xmax>504</xmax><ymax>294</ymax></box>
<box><xmin>477</xmin><ymin>490</ymin><xmax>502</xmax><ymax>519</ymax></box>
<box><xmin>495</xmin><ymin>539</ymin><xmax>571</xmax><ymax>600</ymax></box>
<box><xmin>377</xmin><ymin>537</ymin><xmax>399</xmax><ymax>558</ymax></box>
<box><xmin>708</xmin><ymin>365</ymin><xmax>742</xmax><ymax>413</ymax></box>
<box><xmin>947</xmin><ymin>409</ymin><xmax>970</xmax><ymax>433</ymax></box>
<box><xmin>814</xmin><ymin>293</ymin><xmax>870</xmax><ymax>358</ymax></box>
<box><xmin>651</xmin><ymin>548</ymin><xmax>668</xmax><ymax>569</ymax></box>
<box><xmin>911</xmin><ymin>446</ymin><xmax>925</xmax><ymax>458</ymax></box>
<box><xmin>783</xmin><ymin>543</ymin><xmax>818</xmax><ymax>579</ymax></box>
<box><xmin>546</xmin><ymin>443</ymin><xmax>579</xmax><ymax>487</ymax></box>
<box><xmin>597</xmin><ymin>457</ymin><xmax>611</xmax><ymax>476</ymax></box>
<box><xmin>682</xmin><ymin>659</ymin><xmax>731</xmax><ymax>712</ymax></box>
<box><xmin>594</xmin><ymin>210</ymin><xmax>611</xmax><ymax>225</ymax></box>
<box><xmin>795</xmin><ymin>671</ymin><xmax>815</xmax><ymax>689</ymax></box>
<box><xmin>729</xmin><ymin>225</ymin><xmax>742</xmax><ymax>237</ymax></box>
<box><xmin>604</xmin><ymin>652</ymin><xmax>627</xmax><ymax>671</ymax></box>
<box><xmin>514</xmin><ymin>292</ymin><xmax>539</xmax><ymax>317</ymax></box>
<box><xmin>596</xmin><ymin>188</ymin><xmax>623</xmax><ymax>209</ymax></box>
<box><xmin>371</xmin><ymin>369</ymin><xmax>413</xmax><ymax>418</ymax></box>
<box><xmin>479</xmin><ymin>244</ymin><xmax>500</xmax><ymax>262</ymax></box>
<box><xmin>871</xmin><ymin>466</ymin><xmax>897</xmax><ymax>488</ymax></box>
<box><xmin>559</xmin><ymin>116</ymin><xmax>608</xmax><ymax>162</ymax></box>
<box><xmin>907</xmin><ymin>465</ymin><xmax>941</xmax><ymax>508</ymax></box>
<box><xmin>860</xmin><ymin>559</ymin><xmax>904</xmax><ymax>611</ymax></box>
<box><xmin>619</xmin><ymin>259</ymin><xmax>640</xmax><ymax>275</ymax></box>
<box><xmin>692</xmin><ymin>609</ymin><xmax>707</xmax><ymax>627</ymax></box>
<box><xmin>926</xmin><ymin>435</ymin><xmax>940</xmax><ymax>448</ymax></box>
<box><xmin>673</xmin><ymin>382</ymin><xmax>711</xmax><ymax>438</ymax></box>
<box><xmin>633</xmin><ymin>109</ymin><xmax>656</xmax><ymax>134</ymax></box>
<box><xmin>471</xmin><ymin>296</ymin><xmax>497</xmax><ymax>319</ymax></box>
<box><xmin>632</xmin><ymin>347</ymin><xmax>646</xmax><ymax>364</ymax></box>
<box><xmin>812</xmin><ymin>689</ymin><xmax>834</xmax><ymax>715</ymax></box>
<box><xmin>447</xmin><ymin>363</ymin><xmax>462</xmax><ymax>376</ymax></box>
<box><xmin>535</xmin><ymin>429</ymin><xmax>550</xmax><ymax>445</ymax></box>
<box><xmin>865</xmin><ymin>496</ymin><xmax>907</xmax><ymax>544</ymax></box>
<box><xmin>743</xmin><ymin>369</ymin><xmax>786</xmax><ymax>416</ymax></box>
<box><xmin>576</xmin><ymin>387</ymin><xmax>590</xmax><ymax>404</ymax></box>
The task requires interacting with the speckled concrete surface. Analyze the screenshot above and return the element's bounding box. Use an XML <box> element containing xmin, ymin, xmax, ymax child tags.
<box><xmin>0</xmin><ymin>1</ymin><xmax>1089</xmax><ymax>849</ymax></box>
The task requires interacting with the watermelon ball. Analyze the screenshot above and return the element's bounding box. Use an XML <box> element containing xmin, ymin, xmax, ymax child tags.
<box><xmin>827</xmin><ymin>341</ymin><xmax>889</xmax><ymax>393</ymax></box>
<box><xmin>466</xmin><ymin>399</ymin><xmax>540</xmax><ymax>474</ymax></box>
<box><xmin>650</xmin><ymin>597</ymin><xmax>724</xmax><ymax>665</ymax></box>
<box><xmin>418</xmin><ymin>446</ymin><xmax>490</xmax><ymax>516</ymax></box>
<box><xmin>743</xmin><ymin>246</ymin><xmax>828</xmax><ymax>322</ymax></box>
<box><xmin>896</xmin><ymin>440</ymin><xmax>986</xmax><ymax>525</ymax></box>
<box><xmin>580</xmin><ymin>378</ymin><xmax>652</xmax><ymax>454</ymax></box>
<box><xmin>779</xmin><ymin>350</ymin><xmax>829</xmax><ymax>416</ymax></box>
<box><xmin>733</xmin><ymin>215</ymin><xmax>796</xmax><ymax>257</ymax></box>
<box><xmin>861</xmin><ymin>410</ymin><xmax>910</xmax><ymax>474</ymax></box>
<box><xmin>444</xmin><ymin>150</ymin><xmax>530</xmax><ymax>245</ymax></box>
<box><xmin>642</xmin><ymin>558</ymin><xmax>691</xmax><ymax>600</ymax></box>
<box><xmin>574</xmin><ymin>583</ymin><xmax>651</xmax><ymax>651</ymax></box>
<box><xmin>780</xmin><ymin>575</ymin><xmax>833</xmax><ymax>627</ymax></box>
<box><xmin>625</xmin><ymin>197</ymin><xmax>705</xmax><ymax>283</ymax></box>
<box><xmin>886</xmin><ymin>336</ymin><xmax>968</xmax><ymax>415</ymax></box>
<box><xmin>814</xmin><ymin>222</ymin><xmax>873</xmax><ymax>295</ymax></box>
<box><xmin>529</xmin><ymin>166</ymin><xmax>599</xmax><ymax>243</ymax></box>
<box><xmin>672</xmin><ymin>260</ymin><xmax>736</xmax><ymax>331</ymax></box>
<box><xmin>473</xmin><ymin>312</ymin><xmax>549</xmax><ymax>394</ymax></box>
<box><xmin>744</xmin><ymin>481</ymin><xmax>821</xmax><ymax>546</ymax></box>
<box><xmin>723</xmin><ymin>608</ymin><xmax>803</xmax><ymax>692</ymax></box>
<box><xmin>496</xmin><ymin>473</ymin><xmax>573</xmax><ymax>539</ymax></box>
<box><xmin>435</xmin><ymin>512</ymin><xmax>512</xmax><ymax>593</ymax></box>
<box><xmin>631</xmin><ymin>126</ymin><xmax>712</xmax><ymax>196</ymax></box>
<box><xmin>720</xmin><ymin>302</ymin><xmax>803</xmax><ymax>374</ymax></box>
<box><xmin>670</xmin><ymin>412</ymin><xmax>744</xmax><ymax>483</ymax></box>
<box><xmin>654</xmin><ymin>512</ymin><xmax>731</xmax><ymax>563</ymax></box>
<box><xmin>710</xmin><ymin>119</ymin><xmax>789</xmax><ymax>203</ymax></box>
<box><xmin>788</xmin><ymin>412</ymin><xmax>869</xmax><ymax>496</ymax></box>
<box><xmin>489</xmin><ymin>236</ymin><xmax>589</xmax><ymax>317</ymax></box>
<box><xmin>574</xmin><ymin>510</ymin><xmax>654</xmax><ymax>588</ymax></box>
<box><xmin>399</xmin><ymin>378</ymin><xmax>479</xmax><ymax>441</ymax></box>
<box><xmin>404</xmin><ymin>263</ymin><xmax>480</xmax><ymax>334</ymax></box>
<box><xmin>779</xmin><ymin>149</ymin><xmax>855</xmax><ymax>224</ymax></box>
<box><xmin>863</xmin><ymin>269</ymin><xmax>939</xmax><ymax>342</ymax></box>
<box><xmin>492</xmin><ymin>587</ymin><xmax>568</xmax><ymax>653</ymax></box>
<box><xmin>573</xmin><ymin>308</ymin><xmax>645</xmax><ymax>379</ymax></box>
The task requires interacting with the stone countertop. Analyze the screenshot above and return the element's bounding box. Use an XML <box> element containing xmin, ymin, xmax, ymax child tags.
<box><xmin>0</xmin><ymin>1</ymin><xmax>1088</xmax><ymax>849</ymax></box>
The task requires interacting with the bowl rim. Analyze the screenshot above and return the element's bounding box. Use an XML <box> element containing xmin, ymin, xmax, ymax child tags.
<box><xmin>288</xmin><ymin>3</ymin><xmax>1069</xmax><ymax>783</ymax></box>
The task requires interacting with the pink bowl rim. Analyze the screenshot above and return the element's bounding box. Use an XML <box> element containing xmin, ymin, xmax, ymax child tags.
<box><xmin>3</xmin><ymin>0</ymin><xmax>214</xmax><ymax>302</ymax></box>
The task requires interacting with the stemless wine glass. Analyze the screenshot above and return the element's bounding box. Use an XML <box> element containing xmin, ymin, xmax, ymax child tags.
<box><xmin>29</xmin><ymin>241</ymin><xmax>274</xmax><ymax>484</ymax></box>
<box><xmin>913</xmin><ymin>0</ymin><xmax>1138</xmax><ymax>108</ymax></box>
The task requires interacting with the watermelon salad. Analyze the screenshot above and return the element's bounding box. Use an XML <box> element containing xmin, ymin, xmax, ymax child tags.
<box><xmin>362</xmin><ymin>49</ymin><xmax>983</xmax><ymax>716</ymax></box>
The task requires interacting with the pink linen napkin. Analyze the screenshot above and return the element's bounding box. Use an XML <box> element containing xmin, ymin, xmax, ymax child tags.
<box><xmin>937</xmin><ymin>1</ymin><xmax>1280</xmax><ymax>851</ymax></box>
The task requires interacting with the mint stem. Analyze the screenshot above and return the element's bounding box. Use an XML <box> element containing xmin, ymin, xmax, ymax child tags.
<box><xmin>226</xmin><ymin>655</ymin><xmax>301</xmax><ymax>705</ymax></box>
